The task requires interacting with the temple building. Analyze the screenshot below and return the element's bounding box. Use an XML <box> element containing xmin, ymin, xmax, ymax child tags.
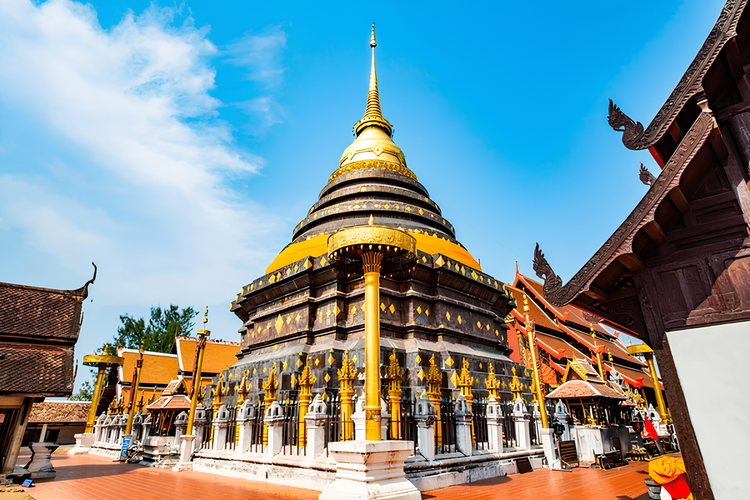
<box><xmin>217</xmin><ymin>25</ymin><xmax>522</xmax><ymax>418</ymax></box>
<box><xmin>95</xmin><ymin>337</ymin><xmax>239</xmax><ymax>432</ymax></box>
<box><xmin>532</xmin><ymin>1</ymin><xmax>750</xmax><ymax>498</ymax></box>
<box><xmin>0</xmin><ymin>268</ymin><xmax>95</xmax><ymax>478</ymax></box>
<box><xmin>24</xmin><ymin>401</ymin><xmax>90</xmax><ymax>446</ymax></box>
<box><xmin>506</xmin><ymin>271</ymin><xmax>664</xmax><ymax>406</ymax></box>
<box><xmin>112</xmin><ymin>337</ymin><xmax>239</xmax><ymax>411</ymax></box>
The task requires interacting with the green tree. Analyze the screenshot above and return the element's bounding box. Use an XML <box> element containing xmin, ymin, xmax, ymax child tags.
<box><xmin>69</xmin><ymin>380</ymin><xmax>94</xmax><ymax>401</ymax></box>
<box><xmin>105</xmin><ymin>304</ymin><xmax>198</xmax><ymax>354</ymax></box>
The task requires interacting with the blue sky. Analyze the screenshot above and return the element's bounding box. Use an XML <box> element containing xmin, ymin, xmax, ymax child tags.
<box><xmin>0</xmin><ymin>0</ymin><xmax>723</xmax><ymax>391</ymax></box>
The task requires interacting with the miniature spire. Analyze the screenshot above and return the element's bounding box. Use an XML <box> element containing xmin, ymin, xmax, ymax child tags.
<box><xmin>354</xmin><ymin>23</ymin><xmax>392</xmax><ymax>136</ymax></box>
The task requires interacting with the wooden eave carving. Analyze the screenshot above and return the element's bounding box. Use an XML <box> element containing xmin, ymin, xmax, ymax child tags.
<box><xmin>534</xmin><ymin>110</ymin><xmax>716</xmax><ymax>309</ymax></box>
<box><xmin>607</xmin><ymin>0</ymin><xmax>745</xmax><ymax>151</ymax></box>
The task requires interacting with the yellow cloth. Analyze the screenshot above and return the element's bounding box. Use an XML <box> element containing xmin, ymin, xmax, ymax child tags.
<box><xmin>649</xmin><ymin>456</ymin><xmax>692</xmax><ymax>500</ymax></box>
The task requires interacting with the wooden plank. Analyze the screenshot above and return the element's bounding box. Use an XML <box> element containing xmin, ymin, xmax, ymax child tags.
<box><xmin>668</xmin><ymin>187</ymin><xmax>690</xmax><ymax>214</ymax></box>
<box><xmin>559</xmin><ymin>439</ymin><xmax>578</xmax><ymax>464</ymax></box>
<box><xmin>516</xmin><ymin>456</ymin><xmax>534</xmax><ymax>474</ymax></box>
<box><xmin>644</xmin><ymin>220</ymin><xmax>668</xmax><ymax>245</ymax></box>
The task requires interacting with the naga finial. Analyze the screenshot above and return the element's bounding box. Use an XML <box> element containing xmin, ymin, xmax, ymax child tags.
<box><xmin>639</xmin><ymin>162</ymin><xmax>656</xmax><ymax>186</ymax></box>
<box><xmin>608</xmin><ymin>99</ymin><xmax>645</xmax><ymax>150</ymax></box>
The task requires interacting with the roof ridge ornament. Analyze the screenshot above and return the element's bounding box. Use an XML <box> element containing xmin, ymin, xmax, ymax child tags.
<box><xmin>607</xmin><ymin>99</ymin><xmax>645</xmax><ymax>150</ymax></box>
<box><xmin>532</xmin><ymin>243</ymin><xmax>564</xmax><ymax>304</ymax></box>
<box><xmin>355</xmin><ymin>23</ymin><xmax>392</xmax><ymax>136</ymax></box>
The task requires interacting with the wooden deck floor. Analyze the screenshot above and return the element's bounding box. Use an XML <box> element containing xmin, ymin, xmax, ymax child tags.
<box><xmin>17</xmin><ymin>450</ymin><xmax>650</xmax><ymax>500</ymax></box>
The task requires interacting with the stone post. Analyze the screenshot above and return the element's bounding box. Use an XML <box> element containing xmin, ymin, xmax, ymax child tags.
<box><xmin>102</xmin><ymin>416</ymin><xmax>112</xmax><ymax>444</ymax></box>
<box><xmin>414</xmin><ymin>393</ymin><xmax>436</xmax><ymax>462</ymax></box>
<box><xmin>94</xmin><ymin>413</ymin><xmax>106</xmax><ymax>444</ymax></box>
<box><xmin>455</xmin><ymin>394</ymin><xmax>473</xmax><ymax>457</ymax></box>
<box><xmin>132</xmin><ymin>414</ymin><xmax>143</xmax><ymax>446</ymax></box>
<box><xmin>305</xmin><ymin>394</ymin><xmax>327</xmax><ymax>460</ymax></box>
<box><xmin>212</xmin><ymin>405</ymin><xmax>230</xmax><ymax>452</ymax></box>
<box><xmin>512</xmin><ymin>395</ymin><xmax>531</xmax><ymax>450</ymax></box>
<box><xmin>117</xmin><ymin>414</ymin><xmax>127</xmax><ymax>445</ymax></box>
<box><xmin>142</xmin><ymin>414</ymin><xmax>152</xmax><ymax>443</ymax></box>
<box><xmin>236</xmin><ymin>400</ymin><xmax>255</xmax><ymax>454</ymax></box>
<box><xmin>265</xmin><ymin>401</ymin><xmax>285</xmax><ymax>457</ymax></box>
<box><xmin>172</xmin><ymin>435</ymin><xmax>196</xmax><ymax>472</ymax></box>
<box><xmin>486</xmin><ymin>396</ymin><xmax>504</xmax><ymax>453</ymax></box>
<box><xmin>553</xmin><ymin>400</ymin><xmax>571</xmax><ymax>441</ymax></box>
<box><xmin>352</xmin><ymin>395</ymin><xmax>366</xmax><ymax>441</ymax></box>
<box><xmin>174</xmin><ymin>411</ymin><xmax>188</xmax><ymax>449</ymax></box>
<box><xmin>193</xmin><ymin>404</ymin><xmax>207</xmax><ymax>450</ymax></box>
<box><xmin>531</xmin><ymin>402</ymin><xmax>543</xmax><ymax>442</ymax></box>
<box><xmin>380</xmin><ymin>397</ymin><xmax>391</xmax><ymax>440</ymax></box>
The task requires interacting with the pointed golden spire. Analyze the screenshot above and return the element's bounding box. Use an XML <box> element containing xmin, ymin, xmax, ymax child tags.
<box><xmin>355</xmin><ymin>22</ymin><xmax>392</xmax><ymax>136</ymax></box>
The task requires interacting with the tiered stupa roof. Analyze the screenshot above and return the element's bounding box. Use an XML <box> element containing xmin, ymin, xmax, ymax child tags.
<box><xmin>265</xmin><ymin>24</ymin><xmax>479</xmax><ymax>274</ymax></box>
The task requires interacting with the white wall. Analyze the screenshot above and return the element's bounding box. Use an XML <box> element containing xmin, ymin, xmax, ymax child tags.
<box><xmin>667</xmin><ymin>321</ymin><xmax>750</xmax><ymax>500</ymax></box>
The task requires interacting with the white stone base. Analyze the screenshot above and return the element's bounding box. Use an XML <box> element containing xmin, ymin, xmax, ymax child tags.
<box><xmin>27</xmin><ymin>443</ymin><xmax>59</xmax><ymax>479</ymax></box>
<box><xmin>68</xmin><ymin>433</ymin><xmax>95</xmax><ymax>455</ymax></box>
<box><xmin>319</xmin><ymin>440</ymin><xmax>420</xmax><ymax>500</ymax></box>
<box><xmin>172</xmin><ymin>435</ymin><xmax>195</xmax><ymax>472</ymax></box>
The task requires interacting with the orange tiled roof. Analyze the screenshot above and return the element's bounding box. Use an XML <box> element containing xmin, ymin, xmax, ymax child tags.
<box><xmin>547</xmin><ymin>380</ymin><xmax>626</xmax><ymax>400</ymax></box>
<box><xmin>119</xmin><ymin>350</ymin><xmax>178</xmax><ymax>386</ymax></box>
<box><xmin>535</xmin><ymin>332</ymin><xmax>587</xmax><ymax>360</ymax></box>
<box><xmin>146</xmin><ymin>395</ymin><xmax>191</xmax><ymax>411</ymax></box>
<box><xmin>608</xmin><ymin>363</ymin><xmax>662</xmax><ymax>390</ymax></box>
<box><xmin>176</xmin><ymin>337</ymin><xmax>238</xmax><ymax>375</ymax></box>
<box><xmin>507</xmin><ymin>286</ymin><xmax>560</xmax><ymax>332</ymax></box>
<box><xmin>514</xmin><ymin>273</ymin><xmax>647</xmax><ymax>368</ymax></box>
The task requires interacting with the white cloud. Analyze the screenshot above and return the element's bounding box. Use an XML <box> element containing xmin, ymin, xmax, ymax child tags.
<box><xmin>0</xmin><ymin>0</ymin><xmax>288</xmax><ymax>306</ymax></box>
<box><xmin>224</xmin><ymin>26</ymin><xmax>287</xmax><ymax>89</ymax></box>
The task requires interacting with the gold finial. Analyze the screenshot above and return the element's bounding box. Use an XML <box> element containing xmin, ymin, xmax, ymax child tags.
<box><xmin>355</xmin><ymin>22</ymin><xmax>392</xmax><ymax>136</ymax></box>
<box><xmin>203</xmin><ymin>306</ymin><xmax>209</xmax><ymax>325</ymax></box>
<box><xmin>368</xmin><ymin>214</ymin><xmax>374</xmax><ymax>225</ymax></box>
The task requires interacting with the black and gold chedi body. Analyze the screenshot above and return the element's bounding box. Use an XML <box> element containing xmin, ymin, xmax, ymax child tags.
<box><xmin>213</xmin><ymin>26</ymin><xmax>527</xmax><ymax>410</ymax></box>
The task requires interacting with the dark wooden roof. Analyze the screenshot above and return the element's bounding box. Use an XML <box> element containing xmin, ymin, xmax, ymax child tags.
<box><xmin>0</xmin><ymin>266</ymin><xmax>96</xmax><ymax>396</ymax></box>
<box><xmin>532</xmin><ymin>0</ymin><xmax>750</xmax><ymax>347</ymax></box>
<box><xmin>0</xmin><ymin>281</ymin><xmax>90</xmax><ymax>341</ymax></box>
<box><xmin>0</xmin><ymin>343</ymin><xmax>75</xmax><ymax>395</ymax></box>
<box><xmin>608</xmin><ymin>0</ymin><xmax>746</xmax><ymax>152</ymax></box>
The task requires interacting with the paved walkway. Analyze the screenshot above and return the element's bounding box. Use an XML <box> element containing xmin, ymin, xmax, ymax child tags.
<box><xmin>12</xmin><ymin>449</ymin><xmax>650</xmax><ymax>500</ymax></box>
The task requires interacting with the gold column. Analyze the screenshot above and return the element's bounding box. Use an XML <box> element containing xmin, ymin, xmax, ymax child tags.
<box><xmin>82</xmin><ymin>347</ymin><xmax>124</xmax><ymax>433</ymax></box>
<box><xmin>525</xmin><ymin>321</ymin><xmax>548</xmax><ymax>428</ymax></box>
<box><xmin>262</xmin><ymin>364</ymin><xmax>279</xmax><ymax>445</ymax></box>
<box><xmin>187</xmin><ymin>313</ymin><xmax>210</xmax><ymax>436</ymax></box>
<box><xmin>338</xmin><ymin>350</ymin><xmax>357</xmax><ymax>441</ymax></box>
<box><xmin>327</xmin><ymin>220</ymin><xmax>417</xmax><ymax>442</ymax></box>
<box><xmin>424</xmin><ymin>354</ymin><xmax>443</xmax><ymax>446</ymax></box>
<box><xmin>627</xmin><ymin>344</ymin><xmax>669</xmax><ymax>423</ymax></box>
<box><xmin>124</xmin><ymin>343</ymin><xmax>145</xmax><ymax>437</ymax></box>
<box><xmin>456</xmin><ymin>358</ymin><xmax>475</xmax><ymax>440</ymax></box>
<box><xmin>362</xmin><ymin>251</ymin><xmax>383</xmax><ymax>441</ymax></box>
<box><xmin>297</xmin><ymin>358</ymin><xmax>316</xmax><ymax>447</ymax></box>
<box><xmin>210</xmin><ymin>373</ymin><xmax>225</xmax><ymax>444</ymax></box>
<box><xmin>86</xmin><ymin>364</ymin><xmax>107</xmax><ymax>433</ymax></box>
<box><xmin>386</xmin><ymin>348</ymin><xmax>404</xmax><ymax>439</ymax></box>
<box><xmin>645</xmin><ymin>353</ymin><xmax>669</xmax><ymax>423</ymax></box>
<box><xmin>234</xmin><ymin>368</ymin><xmax>250</xmax><ymax>446</ymax></box>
